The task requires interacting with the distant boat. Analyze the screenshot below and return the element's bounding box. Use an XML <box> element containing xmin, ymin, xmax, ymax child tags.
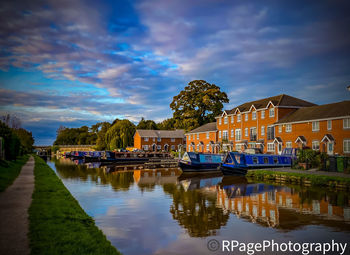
<box><xmin>178</xmin><ymin>152</ymin><xmax>224</xmax><ymax>172</ymax></box>
<box><xmin>220</xmin><ymin>152</ymin><xmax>292</xmax><ymax>175</ymax></box>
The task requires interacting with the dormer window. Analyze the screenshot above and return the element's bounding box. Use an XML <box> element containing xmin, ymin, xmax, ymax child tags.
<box><xmin>237</xmin><ymin>114</ymin><xmax>241</xmax><ymax>122</ymax></box>
<box><xmin>219</xmin><ymin>118</ymin><xmax>222</xmax><ymax>125</ymax></box>
<box><xmin>269</xmin><ymin>108</ymin><xmax>275</xmax><ymax>117</ymax></box>
<box><xmin>245</xmin><ymin>113</ymin><xmax>248</xmax><ymax>121</ymax></box>
<box><xmin>224</xmin><ymin>116</ymin><xmax>228</xmax><ymax>124</ymax></box>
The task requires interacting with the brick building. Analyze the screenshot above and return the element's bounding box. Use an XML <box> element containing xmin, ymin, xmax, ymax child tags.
<box><xmin>186</xmin><ymin>122</ymin><xmax>218</xmax><ymax>153</ymax></box>
<box><xmin>134</xmin><ymin>129</ymin><xmax>185</xmax><ymax>152</ymax></box>
<box><xmin>185</xmin><ymin>94</ymin><xmax>350</xmax><ymax>155</ymax></box>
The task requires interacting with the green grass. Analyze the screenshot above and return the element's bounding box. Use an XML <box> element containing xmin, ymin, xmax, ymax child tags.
<box><xmin>0</xmin><ymin>155</ymin><xmax>29</xmax><ymax>192</ymax></box>
<box><xmin>29</xmin><ymin>155</ymin><xmax>121</xmax><ymax>255</ymax></box>
<box><xmin>246</xmin><ymin>170</ymin><xmax>350</xmax><ymax>187</ymax></box>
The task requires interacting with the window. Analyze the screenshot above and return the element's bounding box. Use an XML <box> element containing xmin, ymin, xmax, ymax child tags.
<box><xmin>267</xmin><ymin>126</ymin><xmax>275</xmax><ymax>140</ymax></box>
<box><xmin>250</xmin><ymin>127</ymin><xmax>257</xmax><ymax>141</ymax></box>
<box><xmin>231</xmin><ymin>129</ymin><xmax>234</xmax><ymax>138</ymax></box>
<box><xmin>188</xmin><ymin>145</ymin><xmax>191</xmax><ymax>151</ymax></box>
<box><xmin>312</xmin><ymin>121</ymin><xmax>320</xmax><ymax>131</ymax></box>
<box><xmin>235</xmin><ymin>144</ymin><xmax>241</xmax><ymax>151</ymax></box>
<box><xmin>344</xmin><ymin>118</ymin><xmax>350</xmax><ymax>129</ymax></box>
<box><xmin>171</xmin><ymin>145</ymin><xmax>175</xmax><ymax>150</ymax></box>
<box><xmin>278</xmin><ymin>125</ymin><xmax>282</xmax><ymax>133</ymax></box>
<box><xmin>245</xmin><ymin>128</ymin><xmax>248</xmax><ymax>137</ymax></box>
<box><xmin>224</xmin><ymin>116</ymin><xmax>228</xmax><ymax>124</ymax></box>
<box><xmin>237</xmin><ymin>114</ymin><xmax>241</xmax><ymax>122</ymax></box>
<box><xmin>267</xmin><ymin>143</ymin><xmax>275</xmax><ymax>152</ymax></box>
<box><xmin>344</xmin><ymin>139</ymin><xmax>350</xmax><ymax>153</ymax></box>
<box><xmin>206</xmin><ymin>144</ymin><xmax>209</xmax><ymax>151</ymax></box>
<box><xmin>286</xmin><ymin>124</ymin><xmax>292</xmax><ymax>132</ymax></box>
<box><xmin>153</xmin><ymin>138</ymin><xmax>155</xmax><ymax>142</ymax></box>
<box><xmin>231</xmin><ymin>116</ymin><xmax>234</xmax><ymax>123</ymax></box>
<box><xmin>269</xmin><ymin>108</ymin><xmax>275</xmax><ymax>117</ymax></box>
<box><xmin>219</xmin><ymin>131</ymin><xmax>221</xmax><ymax>138</ymax></box>
<box><xmin>261</xmin><ymin>126</ymin><xmax>265</xmax><ymax>136</ymax></box>
<box><xmin>157</xmin><ymin>137</ymin><xmax>162</xmax><ymax>142</ymax></box>
<box><xmin>245</xmin><ymin>113</ymin><xmax>248</xmax><ymax>121</ymax></box>
<box><xmin>157</xmin><ymin>145</ymin><xmax>161</xmax><ymax>150</ymax></box>
<box><xmin>327</xmin><ymin>120</ymin><xmax>332</xmax><ymax>130</ymax></box>
<box><xmin>197</xmin><ymin>133</ymin><xmax>199</xmax><ymax>140</ymax></box>
<box><xmin>286</xmin><ymin>142</ymin><xmax>292</xmax><ymax>148</ymax></box>
<box><xmin>312</xmin><ymin>140</ymin><xmax>320</xmax><ymax>151</ymax></box>
<box><xmin>253</xmin><ymin>157</ymin><xmax>258</xmax><ymax>164</ymax></box>
<box><xmin>188</xmin><ymin>135</ymin><xmax>191</xmax><ymax>140</ymax></box>
<box><xmin>252</xmin><ymin>111</ymin><xmax>256</xmax><ymax>120</ymax></box>
<box><xmin>223</xmin><ymin>130</ymin><xmax>228</xmax><ymax>140</ymax></box>
<box><xmin>261</xmin><ymin>110</ymin><xmax>265</xmax><ymax>119</ymax></box>
<box><xmin>143</xmin><ymin>145</ymin><xmax>148</xmax><ymax>150</ymax></box>
<box><xmin>171</xmin><ymin>138</ymin><xmax>175</xmax><ymax>142</ymax></box>
<box><xmin>235</xmin><ymin>129</ymin><xmax>241</xmax><ymax>141</ymax></box>
<box><xmin>206</xmin><ymin>132</ymin><xmax>209</xmax><ymax>139</ymax></box>
<box><xmin>263</xmin><ymin>157</ymin><xmax>269</xmax><ymax>164</ymax></box>
<box><xmin>273</xmin><ymin>157</ymin><xmax>278</xmax><ymax>164</ymax></box>
<box><xmin>144</xmin><ymin>137</ymin><xmax>149</xmax><ymax>141</ymax></box>
<box><xmin>219</xmin><ymin>118</ymin><xmax>222</xmax><ymax>125</ymax></box>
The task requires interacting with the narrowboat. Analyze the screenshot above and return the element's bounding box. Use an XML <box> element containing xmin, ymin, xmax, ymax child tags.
<box><xmin>220</xmin><ymin>152</ymin><xmax>292</xmax><ymax>175</ymax></box>
<box><xmin>178</xmin><ymin>152</ymin><xmax>224</xmax><ymax>172</ymax></box>
<box><xmin>83</xmin><ymin>151</ymin><xmax>103</xmax><ymax>162</ymax></box>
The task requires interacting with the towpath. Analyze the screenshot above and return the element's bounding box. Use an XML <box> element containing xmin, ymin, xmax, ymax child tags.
<box><xmin>0</xmin><ymin>156</ymin><xmax>34</xmax><ymax>255</ymax></box>
<box><xmin>250</xmin><ymin>167</ymin><xmax>350</xmax><ymax>178</ymax></box>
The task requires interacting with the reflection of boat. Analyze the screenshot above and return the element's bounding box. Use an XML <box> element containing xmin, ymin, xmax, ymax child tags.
<box><xmin>222</xmin><ymin>183</ymin><xmax>277</xmax><ymax>198</ymax></box>
<box><xmin>178</xmin><ymin>152</ymin><xmax>224</xmax><ymax>172</ymax></box>
<box><xmin>85</xmin><ymin>162</ymin><xmax>102</xmax><ymax>168</ymax></box>
<box><xmin>220</xmin><ymin>152</ymin><xmax>292</xmax><ymax>175</ymax></box>
<box><xmin>179</xmin><ymin>174</ymin><xmax>223</xmax><ymax>191</ymax></box>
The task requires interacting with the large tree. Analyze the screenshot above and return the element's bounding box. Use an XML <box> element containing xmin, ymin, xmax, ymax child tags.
<box><xmin>105</xmin><ymin>119</ymin><xmax>135</xmax><ymax>150</ymax></box>
<box><xmin>170</xmin><ymin>80</ymin><xmax>229</xmax><ymax>131</ymax></box>
<box><xmin>136</xmin><ymin>118</ymin><xmax>158</xmax><ymax>130</ymax></box>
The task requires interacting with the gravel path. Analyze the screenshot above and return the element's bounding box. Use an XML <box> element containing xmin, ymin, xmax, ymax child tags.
<box><xmin>0</xmin><ymin>156</ymin><xmax>34</xmax><ymax>255</ymax></box>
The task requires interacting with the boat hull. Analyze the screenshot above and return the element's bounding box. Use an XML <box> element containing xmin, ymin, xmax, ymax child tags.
<box><xmin>220</xmin><ymin>164</ymin><xmax>248</xmax><ymax>175</ymax></box>
<box><xmin>178</xmin><ymin>161</ymin><xmax>220</xmax><ymax>172</ymax></box>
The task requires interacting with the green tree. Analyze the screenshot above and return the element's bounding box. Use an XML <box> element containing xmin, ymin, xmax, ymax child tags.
<box><xmin>0</xmin><ymin>121</ymin><xmax>21</xmax><ymax>160</ymax></box>
<box><xmin>170</xmin><ymin>80</ymin><xmax>229</xmax><ymax>131</ymax></box>
<box><xmin>13</xmin><ymin>128</ymin><xmax>34</xmax><ymax>153</ymax></box>
<box><xmin>136</xmin><ymin>117</ymin><xmax>158</xmax><ymax>130</ymax></box>
<box><xmin>105</xmin><ymin>119</ymin><xmax>135</xmax><ymax>150</ymax></box>
<box><xmin>95</xmin><ymin>122</ymin><xmax>111</xmax><ymax>150</ymax></box>
<box><xmin>157</xmin><ymin>118</ymin><xmax>175</xmax><ymax>130</ymax></box>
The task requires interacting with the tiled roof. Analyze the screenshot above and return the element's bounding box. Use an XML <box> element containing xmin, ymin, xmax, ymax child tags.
<box><xmin>186</xmin><ymin>122</ymin><xmax>217</xmax><ymax>134</ymax></box>
<box><xmin>225</xmin><ymin>94</ymin><xmax>316</xmax><ymax>115</ymax></box>
<box><xmin>276</xmin><ymin>101</ymin><xmax>350</xmax><ymax>124</ymax></box>
<box><xmin>136</xmin><ymin>129</ymin><xmax>185</xmax><ymax>138</ymax></box>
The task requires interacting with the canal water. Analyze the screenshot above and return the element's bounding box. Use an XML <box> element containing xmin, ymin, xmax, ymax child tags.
<box><xmin>48</xmin><ymin>158</ymin><xmax>350</xmax><ymax>255</ymax></box>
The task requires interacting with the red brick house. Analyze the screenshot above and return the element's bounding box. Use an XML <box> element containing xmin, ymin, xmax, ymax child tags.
<box><xmin>134</xmin><ymin>129</ymin><xmax>185</xmax><ymax>152</ymax></box>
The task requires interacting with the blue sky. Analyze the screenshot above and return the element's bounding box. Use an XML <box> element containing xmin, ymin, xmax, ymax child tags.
<box><xmin>0</xmin><ymin>0</ymin><xmax>350</xmax><ymax>145</ymax></box>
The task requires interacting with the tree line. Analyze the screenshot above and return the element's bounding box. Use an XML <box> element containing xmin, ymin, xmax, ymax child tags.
<box><xmin>53</xmin><ymin>80</ymin><xmax>229</xmax><ymax>150</ymax></box>
<box><xmin>0</xmin><ymin>114</ymin><xmax>34</xmax><ymax>160</ymax></box>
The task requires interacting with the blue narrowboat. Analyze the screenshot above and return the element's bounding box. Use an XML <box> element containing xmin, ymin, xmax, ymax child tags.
<box><xmin>178</xmin><ymin>152</ymin><xmax>224</xmax><ymax>172</ymax></box>
<box><xmin>220</xmin><ymin>152</ymin><xmax>292</xmax><ymax>175</ymax></box>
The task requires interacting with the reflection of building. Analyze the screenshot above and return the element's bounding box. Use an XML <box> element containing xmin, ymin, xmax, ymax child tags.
<box><xmin>134</xmin><ymin>129</ymin><xmax>185</xmax><ymax>152</ymax></box>
<box><xmin>217</xmin><ymin>186</ymin><xmax>350</xmax><ymax>229</ymax></box>
<box><xmin>133</xmin><ymin>168</ymin><xmax>182</xmax><ymax>185</ymax></box>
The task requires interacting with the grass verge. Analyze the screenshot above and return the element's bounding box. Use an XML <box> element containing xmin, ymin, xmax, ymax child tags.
<box><xmin>246</xmin><ymin>170</ymin><xmax>350</xmax><ymax>188</ymax></box>
<box><xmin>0</xmin><ymin>155</ymin><xmax>29</xmax><ymax>192</ymax></box>
<box><xmin>29</xmin><ymin>155</ymin><xmax>121</xmax><ymax>255</ymax></box>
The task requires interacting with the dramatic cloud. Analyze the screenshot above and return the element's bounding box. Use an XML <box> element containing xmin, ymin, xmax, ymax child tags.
<box><xmin>0</xmin><ymin>0</ymin><xmax>349</xmax><ymax>144</ymax></box>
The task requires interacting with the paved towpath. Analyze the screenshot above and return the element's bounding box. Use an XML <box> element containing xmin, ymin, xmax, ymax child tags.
<box><xmin>250</xmin><ymin>167</ymin><xmax>350</xmax><ymax>178</ymax></box>
<box><xmin>0</xmin><ymin>156</ymin><xmax>35</xmax><ymax>255</ymax></box>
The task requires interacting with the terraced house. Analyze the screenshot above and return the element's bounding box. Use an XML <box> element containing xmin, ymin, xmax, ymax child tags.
<box><xmin>134</xmin><ymin>129</ymin><xmax>185</xmax><ymax>152</ymax></box>
<box><xmin>186</xmin><ymin>94</ymin><xmax>350</xmax><ymax>155</ymax></box>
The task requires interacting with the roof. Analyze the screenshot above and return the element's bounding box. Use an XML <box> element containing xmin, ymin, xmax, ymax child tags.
<box><xmin>276</xmin><ymin>101</ymin><xmax>350</xmax><ymax>124</ymax></box>
<box><xmin>225</xmin><ymin>94</ymin><xmax>316</xmax><ymax>115</ymax></box>
<box><xmin>186</xmin><ymin>122</ymin><xmax>217</xmax><ymax>134</ymax></box>
<box><xmin>321</xmin><ymin>134</ymin><xmax>335</xmax><ymax>143</ymax></box>
<box><xmin>136</xmin><ymin>129</ymin><xmax>184</xmax><ymax>138</ymax></box>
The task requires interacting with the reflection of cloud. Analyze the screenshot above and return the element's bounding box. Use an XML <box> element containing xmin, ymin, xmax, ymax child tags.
<box><xmin>106</xmin><ymin>206</ymin><xmax>118</xmax><ymax>216</ymax></box>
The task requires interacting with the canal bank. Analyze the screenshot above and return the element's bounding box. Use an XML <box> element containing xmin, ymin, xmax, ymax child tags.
<box><xmin>29</xmin><ymin>155</ymin><xmax>121</xmax><ymax>255</ymax></box>
<box><xmin>246</xmin><ymin>168</ymin><xmax>350</xmax><ymax>190</ymax></box>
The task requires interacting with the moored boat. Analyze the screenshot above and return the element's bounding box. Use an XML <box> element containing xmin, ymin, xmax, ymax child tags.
<box><xmin>178</xmin><ymin>152</ymin><xmax>224</xmax><ymax>172</ymax></box>
<box><xmin>220</xmin><ymin>152</ymin><xmax>292</xmax><ymax>175</ymax></box>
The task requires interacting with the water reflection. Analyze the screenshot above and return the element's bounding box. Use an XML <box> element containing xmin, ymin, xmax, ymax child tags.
<box><xmin>50</xmin><ymin>158</ymin><xmax>350</xmax><ymax>255</ymax></box>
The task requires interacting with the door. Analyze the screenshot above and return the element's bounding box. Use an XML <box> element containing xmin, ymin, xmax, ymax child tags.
<box><xmin>327</xmin><ymin>142</ymin><xmax>334</xmax><ymax>155</ymax></box>
<box><xmin>278</xmin><ymin>143</ymin><xmax>282</xmax><ymax>155</ymax></box>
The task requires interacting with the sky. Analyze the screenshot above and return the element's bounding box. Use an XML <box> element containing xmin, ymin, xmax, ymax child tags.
<box><xmin>0</xmin><ymin>0</ymin><xmax>350</xmax><ymax>145</ymax></box>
